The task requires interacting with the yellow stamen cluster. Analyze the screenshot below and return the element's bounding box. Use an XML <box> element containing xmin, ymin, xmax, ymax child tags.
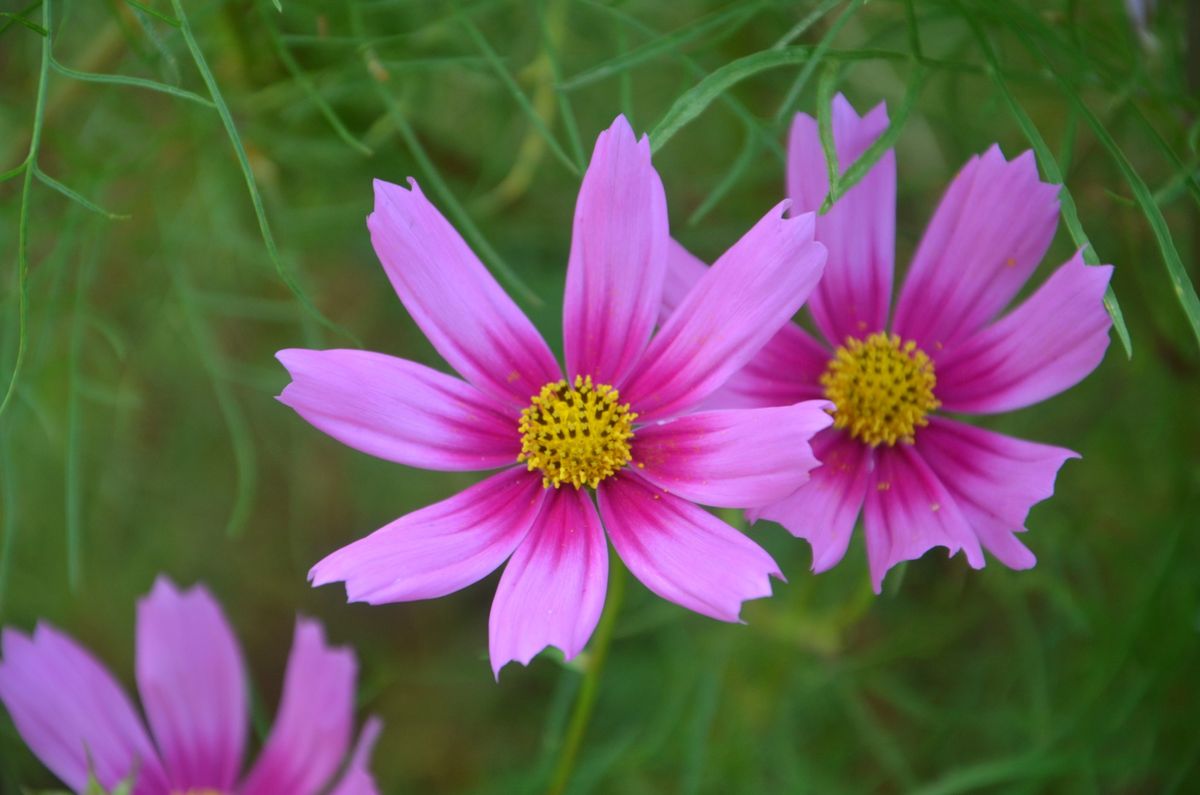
<box><xmin>820</xmin><ymin>332</ymin><xmax>940</xmax><ymax>447</ymax></box>
<box><xmin>518</xmin><ymin>375</ymin><xmax>637</xmax><ymax>489</ymax></box>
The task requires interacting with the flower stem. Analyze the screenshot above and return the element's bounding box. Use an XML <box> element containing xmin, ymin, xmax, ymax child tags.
<box><xmin>546</xmin><ymin>554</ymin><xmax>626</xmax><ymax>795</ymax></box>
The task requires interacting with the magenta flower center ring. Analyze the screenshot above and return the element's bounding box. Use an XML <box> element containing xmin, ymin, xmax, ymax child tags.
<box><xmin>820</xmin><ymin>331</ymin><xmax>941</xmax><ymax>447</ymax></box>
<box><xmin>517</xmin><ymin>375</ymin><xmax>637</xmax><ymax>489</ymax></box>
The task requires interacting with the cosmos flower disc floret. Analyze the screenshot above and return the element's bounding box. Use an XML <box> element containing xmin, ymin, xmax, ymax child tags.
<box><xmin>518</xmin><ymin>375</ymin><xmax>637</xmax><ymax>489</ymax></box>
<box><xmin>821</xmin><ymin>331</ymin><xmax>940</xmax><ymax>447</ymax></box>
<box><xmin>277</xmin><ymin>115</ymin><xmax>832</xmax><ymax>676</ymax></box>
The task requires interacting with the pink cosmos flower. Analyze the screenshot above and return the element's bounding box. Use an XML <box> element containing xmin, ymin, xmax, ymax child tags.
<box><xmin>667</xmin><ymin>95</ymin><xmax>1113</xmax><ymax>592</ymax></box>
<box><xmin>277</xmin><ymin>116</ymin><xmax>830</xmax><ymax>676</ymax></box>
<box><xmin>0</xmin><ymin>577</ymin><xmax>381</xmax><ymax>795</ymax></box>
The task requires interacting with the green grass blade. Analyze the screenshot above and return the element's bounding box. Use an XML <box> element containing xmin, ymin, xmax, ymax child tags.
<box><xmin>560</xmin><ymin>2</ymin><xmax>762</xmax><ymax>92</ymax></box>
<box><xmin>537</xmin><ymin>0</ymin><xmax>586</xmax><ymax>171</ymax></box>
<box><xmin>816</xmin><ymin>63</ymin><xmax>841</xmax><ymax>206</ymax></box>
<box><xmin>0</xmin><ymin>0</ymin><xmax>50</xmax><ymax>425</ymax></box>
<box><xmin>168</xmin><ymin>244</ymin><xmax>257</xmax><ymax>538</ymax></box>
<box><xmin>262</xmin><ymin>12</ymin><xmax>373</xmax><ymax>157</ymax></box>
<box><xmin>0</xmin><ymin>160</ymin><xmax>28</xmax><ymax>182</ymax></box>
<box><xmin>123</xmin><ymin>0</ymin><xmax>179</xmax><ymax>27</ymax></box>
<box><xmin>64</xmin><ymin>241</ymin><xmax>98</xmax><ymax>591</ymax></box>
<box><xmin>350</xmin><ymin>2</ymin><xmax>542</xmax><ymax>307</ymax></box>
<box><xmin>1046</xmin><ymin>76</ymin><xmax>1200</xmax><ymax>351</ymax></box>
<box><xmin>49</xmin><ymin>57</ymin><xmax>214</xmax><ymax>107</ymax></box>
<box><xmin>686</xmin><ymin>121</ymin><xmax>759</xmax><ymax>225</ymax></box>
<box><xmin>0</xmin><ymin>428</ymin><xmax>16</xmax><ymax>617</ymax></box>
<box><xmin>459</xmin><ymin>12</ymin><xmax>579</xmax><ymax>176</ymax></box>
<box><xmin>0</xmin><ymin>1</ymin><xmax>41</xmax><ymax>36</ymax></box>
<box><xmin>586</xmin><ymin>0</ymin><xmax>785</xmax><ymax>162</ymax></box>
<box><xmin>904</xmin><ymin>0</ymin><xmax>925</xmax><ymax>60</ymax></box>
<box><xmin>773</xmin><ymin>0</ymin><xmax>866</xmax><ymax>124</ymax></box>
<box><xmin>910</xmin><ymin>751</ymin><xmax>1077</xmax><ymax>795</ymax></box>
<box><xmin>772</xmin><ymin>0</ymin><xmax>842</xmax><ymax>49</ymax></box>
<box><xmin>34</xmin><ymin>167</ymin><xmax>130</xmax><ymax>220</ymax></box>
<box><xmin>1129</xmin><ymin>102</ymin><xmax>1200</xmax><ymax>211</ymax></box>
<box><xmin>821</xmin><ymin>65</ymin><xmax>927</xmax><ymax>212</ymax></box>
<box><xmin>169</xmin><ymin>0</ymin><xmax>359</xmax><ymax>343</ymax></box>
<box><xmin>963</xmin><ymin>11</ymin><xmax>1133</xmax><ymax>356</ymax></box>
<box><xmin>0</xmin><ymin>10</ymin><xmax>46</xmax><ymax>36</ymax></box>
<box><xmin>650</xmin><ymin>46</ymin><xmax>814</xmax><ymax>154</ymax></box>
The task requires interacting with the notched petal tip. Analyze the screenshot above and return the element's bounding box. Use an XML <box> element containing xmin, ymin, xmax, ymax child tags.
<box><xmin>489</xmin><ymin>642</ymin><xmax>577</xmax><ymax>681</ymax></box>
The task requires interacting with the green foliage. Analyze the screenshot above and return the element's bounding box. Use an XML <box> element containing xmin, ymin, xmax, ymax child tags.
<box><xmin>0</xmin><ymin>1</ymin><xmax>1197</xmax><ymax>793</ymax></box>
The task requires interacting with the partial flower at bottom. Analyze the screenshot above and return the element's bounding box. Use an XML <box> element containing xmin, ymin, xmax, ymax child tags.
<box><xmin>0</xmin><ymin>576</ymin><xmax>381</xmax><ymax>795</ymax></box>
<box><xmin>277</xmin><ymin>115</ymin><xmax>832</xmax><ymax>677</ymax></box>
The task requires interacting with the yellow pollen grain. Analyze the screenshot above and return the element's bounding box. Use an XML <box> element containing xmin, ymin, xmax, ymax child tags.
<box><xmin>517</xmin><ymin>375</ymin><xmax>636</xmax><ymax>489</ymax></box>
<box><xmin>821</xmin><ymin>331</ymin><xmax>940</xmax><ymax>447</ymax></box>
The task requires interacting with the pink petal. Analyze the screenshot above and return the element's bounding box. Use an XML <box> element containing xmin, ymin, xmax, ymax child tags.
<box><xmin>240</xmin><ymin>619</ymin><xmax>355</xmax><ymax>795</ymax></box>
<box><xmin>622</xmin><ymin>204</ymin><xmax>826</xmax><ymax>420</ymax></box>
<box><xmin>310</xmin><ymin>468</ymin><xmax>546</xmax><ymax>604</ymax></box>
<box><xmin>488</xmin><ymin>487</ymin><xmax>608</xmax><ymax>678</ymax></box>
<box><xmin>135</xmin><ymin>578</ymin><xmax>246</xmax><ymax>793</ymax></box>
<box><xmin>0</xmin><ymin>625</ymin><xmax>167</xmax><ymax>795</ymax></box>
<box><xmin>632</xmin><ymin>401</ymin><xmax>832</xmax><ymax>509</ymax></box>
<box><xmin>715</xmin><ymin>324</ymin><xmax>831</xmax><ymax>409</ymax></box>
<box><xmin>935</xmin><ymin>253</ymin><xmax>1113</xmax><ymax>414</ymax></box>
<box><xmin>863</xmin><ymin>444</ymin><xmax>985</xmax><ymax>593</ymax></box>
<box><xmin>892</xmin><ymin>146</ymin><xmax>1060</xmax><ymax>353</ymax></box>
<box><xmin>277</xmin><ymin>348</ymin><xmax>519</xmax><ymax>471</ymax></box>
<box><xmin>915</xmin><ymin>418</ymin><xmax>1078</xmax><ymax>569</ymax></box>
<box><xmin>598</xmin><ymin>473</ymin><xmax>781</xmax><ymax>621</ymax></box>
<box><xmin>788</xmin><ymin>95</ymin><xmax>896</xmax><ymax>345</ymax></box>
<box><xmin>750</xmin><ymin>429</ymin><xmax>873</xmax><ymax>573</ymax></box>
<box><xmin>564</xmin><ymin>115</ymin><xmax>669</xmax><ymax>387</ymax></box>
<box><xmin>663</xmin><ymin>241</ymin><xmax>830</xmax><ymax>410</ymax></box>
<box><xmin>368</xmin><ymin>178</ymin><xmax>561</xmax><ymax>407</ymax></box>
<box><xmin>660</xmin><ymin>239</ymin><xmax>709</xmax><ymax>320</ymax></box>
<box><xmin>327</xmin><ymin>717</ymin><xmax>384</xmax><ymax>795</ymax></box>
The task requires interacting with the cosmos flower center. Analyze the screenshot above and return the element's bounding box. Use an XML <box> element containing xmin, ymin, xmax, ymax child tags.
<box><xmin>518</xmin><ymin>375</ymin><xmax>637</xmax><ymax>489</ymax></box>
<box><xmin>820</xmin><ymin>331</ymin><xmax>940</xmax><ymax>447</ymax></box>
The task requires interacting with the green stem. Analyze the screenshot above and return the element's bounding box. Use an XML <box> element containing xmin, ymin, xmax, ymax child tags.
<box><xmin>0</xmin><ymin>0</ymin><xmax>50</xmax><ymax>424</ymax></box>
<box><xmin>546</xmin><ymin>554</ymin><xmax>626</xmax><ymax>795</ymax></box>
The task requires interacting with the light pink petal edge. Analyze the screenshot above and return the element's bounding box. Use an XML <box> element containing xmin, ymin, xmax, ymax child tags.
<box><xmin>935</xmin><ymin>252</ymin><xmax>1113</xmax><ymax>414</ymax></box>
<box><xmin>633</xmin><ymin>401</ymin><xmax>833</xmax><ymax>509</ymax></box>
<box><xmin>368</xmin><ymin>178</ymin><xmax>561</xmax><ymax>407</ymax></box>
<box><xmin>599</xmin><ymin>473</ymin><xmax>781</xmax><ymax>622</ymax></box>
<box><xmin>623</xmin><ymin>203</ymin><xmax>825</xmax><ymax>420</ymax></box>
<box><xmin>239</xmin><ymin>618</ymin><xmax>355</xmax><ymax>795</ymax></box>
<box><xmin>489</xmin><ymin>487</ymin><xmax>609</xmax><ymax>678</ymax></box>
<box><xmin>893</xmin><ymin>146</ymin><xmax>1060</xmax><ymax>353</ymax></box>
<box><xmin>327</xmin><ymin>716</ymin><xmax>384</xmax><ymax>795</ymax></box>
<box><xmin>310</xmin><ymin>468</ymin><xmax>546</xmax><ymax>605</ymax></box>
<box><xmin>564</xmin><ymin>115</ymin><xmax>669</xmax><ymax>387</ymax></box>
<box><xmin>662</xmin><ymin>241</ymin><xmax>830</xmax><ymax>410</ymax></box>
<box><xmin>277</xmin><ymin>348</ymin><xmax>520</xmax><ymax>471</ymax></box>
<box><xmin>0</xmin><ymin>624</ymin><xmax>167</xmax><ymax>795</ymax></box>
<box><xmin>916</xmin><ymin>418</ymin><xmax>1078</xmax><ymax>569</ymax></box>
<box><xmin>863</xmin><ymin>444</ymin><xmax>985</xmax><ymax>593</ymax></box>
<box><xmin>135</xmin><ymin>577</ymin><xmax>247</xmax><ymax>793</ymax></box>
<box><xmin>749</xmin><ymin>428</ymin><xmax>873</xmax><ymax>574</ymax></box>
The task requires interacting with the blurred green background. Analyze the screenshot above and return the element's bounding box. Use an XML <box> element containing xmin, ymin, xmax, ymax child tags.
<box><xmin>1</xmin><ymin>0</ymin><xmax>1198</xmax><ymax>792</ymax></box>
